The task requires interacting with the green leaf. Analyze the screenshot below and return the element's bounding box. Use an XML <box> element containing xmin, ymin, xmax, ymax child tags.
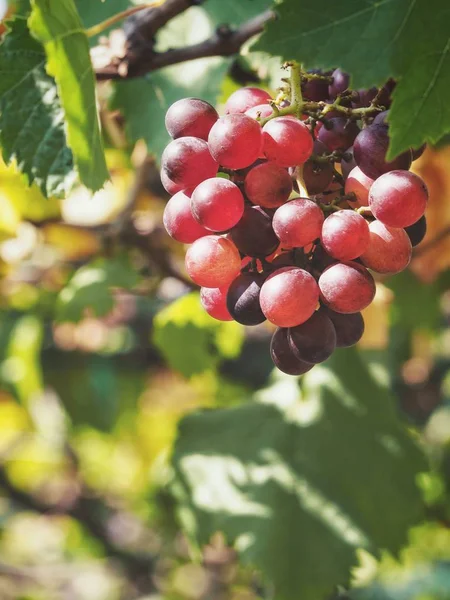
<box><xmin>56</xmin><ymin>258</ymin><xmax>140</xmax><ymax>322</ymax></box>
<box><xmin>152</xmin><ymin>293</ymin><xmax>244</xmax><ymax>378</ymax></box>
<box><xmin>0</xmin><ymin>17</ymin><xmax>74</xmax><ymax>197</ymax></box>
<box><xmin>173</xmin><ymin>348</ymin><xmax>426</xmax><ymax>600</ymax></box>
<box><xmin>28</xmin><ymin>0</ymin><xmax>109</xmax><ymax>191</ymax></box>
<box><xmin>75</xmin><ymin>0</ymin><xmax>127</xmax><ymax>42</ymax></box>
<box><xmin>254</xmin><ymin>0</ymin><xmax>450</xmax><ymax>158</ymax></box>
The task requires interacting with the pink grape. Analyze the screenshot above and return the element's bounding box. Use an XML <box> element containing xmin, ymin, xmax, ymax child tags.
<box><xmin>245</xmin><ymin>104</ymin><xmax>274</xmax><ymax>120</ymax></box>
<box><xmin>319</xmin><ymin>262</ymin><xmax>376</xmax><ymax>313</ymax></box>
<box><xmin>321</xmin><ymin>210</ymin><xmax>370</xmax><ymax>261</ymax></box>
<box><xmin>360</xmin><ymin>220</ymin><xmax>412</xmax><ymax>274</ymax></box>
<box><xmin>161</xmin><ymin>137</ymin><xmax>218</xmax><ymax>188</ymax></box>
<box><xmin>272</xmin><ymin>198</ymin><xmax>324</xmax><ymax>248</ymax></box>
<box><xmin>185</xmin><ymin>235</ymin><xmax>241</xmax><ymax>287</ymax></box>
<box><xmin>191</xmin><ymin>178</ymin><xmax>244</xmax><ymax>232</ymax></box>
<box><xmin>165</xmin><ymin>98</ymin><xmax>218</xmax><ymax>140</ymax></box>
<box><xmin>260</xmin><ymin>267</ymin><xmax>319</xmax><ymax>327</ymax></box>
<box><xmin>262</xmin><ymin>117</ymin><xmax>313</xmax><ymax>167</ymax></box>
<box><xmin>344</xmin><ymin>166</ymin><xmax>374</xmax><ymax>207</ymax></box>
<box><xmin>200</xmin><ymin>286</ymin><xmax>233</xmax><ymax>321</ymax></box>
<box><xmin>225</xmin><ymin>87</ymin><xmax>272</xmax><ymax>114</ymax></box>
<box><xmin>163</xmin><ymin>191</ymin><xmax>209</xmax><ymax>243</ymax></box>
<box><xmin>208</xmin><ymin>114</ymin><xmax>262</xmax><ymax>169</ymax></box>
<box><xmin>270</xmin><ymin>328</ymin><xmax>314</xmax><ymax>376</ymax></box>
<box><xmin>244</xmin><ymin>162</ymin><xmax>293</xmax><ymax>209</ymax></box>
<box><xmin>160</xmin><ymin>170</ymin><xmax>182</xmax><ymax>195</ymax></box>
<box><xmin>368</xmin><ymin>170</ymin><xmax>428</xmax><ymax>228</ymax></box>
<box><xmin>288</xmin><ymin>309</ymin><xmax>336</xmax><ymax>364</ymax></box>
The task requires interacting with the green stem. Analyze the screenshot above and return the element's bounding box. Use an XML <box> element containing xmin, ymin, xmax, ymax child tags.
<box><xmin>289</xmin><ymin>61</ymin><xmax>304</xmax><ymax>119</ymax></box>
<box><xmin>85</xmin><ymin>0</ymin><xmax>165</xmax><ymax>38</ymax></box>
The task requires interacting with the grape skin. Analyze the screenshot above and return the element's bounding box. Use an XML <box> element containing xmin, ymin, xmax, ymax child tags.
<box><xmin>165</xmin><ymin>98</ymin><xmax>218</xmax><ymax>140</ymax></box>
<box><xmin>200</xmin><ymin>286</ymin><xmax>233</xmax><ymax>321</ymax></box>
<box><xmin>321</xmin><ymin>210</ymin><xmax>370</xmax><ymax>261</ymax></box>
<box><xmin>321</xmin><ymin>307</ymin><xmax>365</xmax><ymax>347</ymax></box>
<box><xmin>191</xmin><ymin>178</ymin><xmax>244</xmax><ymax>232</ymax></box>
<box><xmin>360</xmin><ymin>220</ymin><xmax>412</xmax><ymax>275</ymax></box>
<box><xmin>244</xmin><ymin>162</ymin><xmax>293</xmax><ymax>209</ymax></box>
<box><xmin>405</xmin><ymin>215</ymin><xmax>427</xmax><ymax>247</ymax></box>
<box><xmin>270</xmin><ymin>328</ymin><xmax>314</xmax><ymax>376</ymax></box>
<box><xmin>225</xmin><ymin>87</ymin><xmax>272</xmax><ymax>114</ymax></box>
<box><xmin>260</xmin><ymin>267</ymin><xmax>319</xmax><ymax>327</ymax></box>
<box><xmin>245</xmin><ymin>104</ymin><xmax>274</xmax><ymax>120</ymax></box>
<box><xmin>160</xmin><ymin>169</ymin><xmax>183</xmax><ymax>195</ymax></box>
<box><xmin>163</xmin><ymin>191</ymin><xmax>209</xmax><ymax>244</ymax></box>
<box><xmin>288</xmin><ymin>309</ymin><xmax>336</xmax><ymax>364</ymax></box>
<box><xmin>353</xmin><ymin>124</ymin><xmax>411</xmax><ymax>179</ymax></box>
<box><xmin>317</xmin><ymin>117</ymin><xmax>360</xmax><ymax>152</ymax></box>
<box><xmin>208</xmin><ymin>114</ymin><xmax>263</xmax><ymax>170</ymax></box>
<box><xmin>161</xmin><ymin>137</ymin><xmax>219</xmax><ymax>189</ymax></box>
<box><xmin>229</xmin><ymin>206</ymin><xmax>279</xmax><ymax>257</ymax></box>
<box><xmin>273</xmin><ymin>198</ymin><xmax>324</xmax><ymax>248</ymax></box>
<box><xmin>185</xmin><ymin>236</ymin><xmax>241</xmax><ymax>287</ymax></box>
<box><xmin>344</xmin><ymin>166</ymin><xmax>374</xmax><ymax>207</ymax></box>
<box><xmin>262</xmin><ymin>117</ymin><xmax>313</xmax><ymax>167</ymax></box>
<box><xmin>303</xmin><ymin>141</ymin><xmax>334</xmax><ymax>194</ymax></box>
<box><xmin>368</xmin><ymin>170</ymin><xmax>428</xmax><ymax>228</ymax></box>
<box><xmin>328</xmin><ymin>68</ymin><xmax>350</xmax><ymax>98</ymax></box>
<box><xmin>226</xmin><ymin>272</ymin><xmax>267</xmax><ymax>325</ymax></box>
<box><xmin>319</xmin><ymin>262</ymin><xmax>376</xmax><ymax>313</ymax></box>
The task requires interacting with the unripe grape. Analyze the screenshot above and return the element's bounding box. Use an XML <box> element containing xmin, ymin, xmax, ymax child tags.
<box><xmin>191</xmin><ymin>178</ymin><xmax>244</xmax><ymax>232</ymax></box>
<box><xmin>200</xmin><ymin>286</ymin><xmax>233</xmax><ymax>321</ymax></box>
<box><xmin>289</xmin><ymin>309</ymin><xmax>336</xmax><ymax>364</ymax></box>
<box><xmin>262</xmin><ymin>117</ymin><xmax>313</xmax><ymax>167</ymax></box>
<box><xmin>319</xmin><ymin>262</ymin><xmax>376</xmax><ymax>313</ymax></box>
<box><xmin>360</xmin><ymin>220</ymin><xmax>412</xmax><ymax>274</ymax></box>
<box><xmin>244</xmin><ymin>162</ymin><xmax>293</xmax><ymax>209</ymax></box>
<box><xmin>369</xmin><ymin>170</ymin><xmax>428</xmax><ymax>228</ymax></box>
<box><xmin>208</xmin><ymin>114</ymin><xmax>262</xmax><ymax>169</ymax></box>
<box><xmin>161</xmin><ymin>137</ymin><xmax>218</xmax><ymax>188</ymax></box>
<box><xmin>225</xmin><ymin>87</ymin><xmax>272</xmax><ymax>114</ymax></box>
<box><xmin>260</xmin><ymin>267</ymin><xmax>319</xmax><ymax>327</ymax></box>
<box><xmin>185</xmin><ymin>236</ymin><xmax>241</xmax><ymax>287</ymax></box>
<box><xmin>270</xmin><ymin>328</ymin><xmax>314</xmax><ymax>376</ymax></box>
<box><xmin>321</xmin><ymin>210</ymin><xmax>370</xmax><ymax>261</ymax></box>
<box><xmin>226</xmin><ymin>272</ymin><xmax>266</xmax><ymax>325</ymax></box>
<box><xmin>165</xmin><ymin>98</ymin><xmax>218</xmax><ymax>140</ymax></box>
<box><xmin>344</xmin><ymin>166</ymin><xmax>374</xmax><ymax>207</ymax></box>
<box><xmin>273</xmin><ymin>198</ymin><xmax>324</xmax><ymax>248</ymax></box>
<box><xmin>163</xmin><ymin>191</ymin><xmax>209</xmax><ymax>243</ymax></box>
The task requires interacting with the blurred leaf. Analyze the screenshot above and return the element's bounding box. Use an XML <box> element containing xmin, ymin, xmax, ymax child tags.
<box><xmin>29</xmin><ymin>0</ymin><xmax>109</xmax><ymax>192</ymax></box>
<box><xmin>173</xmin><ymin>348</ymin><xmax>426</xmax><ymax>600</ymax></box>
<box><xmin>152</xmin><ymin>293</ymin><xmax>244</xmax><ymax>378</ymax></box>
<box><xmin>75</xmin><ymin>0</ymin><xmax>127</xmax><ymax>42</ymax></box>
<box><xmin>56</xmin><ymin>257</ymin><xmax>140</xmax><ymax>322</ymax></box>
<box><xmin>0</xmin><ymin>17</ymin><xmax>74</xmax><ymax>197</ymax></box>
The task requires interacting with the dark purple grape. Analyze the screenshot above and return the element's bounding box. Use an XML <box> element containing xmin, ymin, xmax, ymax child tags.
<box><xmin>352</xmin><ymin>87</ymin><xmax>377</xmax><ymax>108</ymax></box>
<box><xmin>411</xmin><ymin>144</ymin><xmax>426</xmax><ymax>161</ymax></box>
<box><xmin>302</xmin><ymin>70</ymin><xmax>329</xmax><ymax>102</ymax></box>
<box><xmin>318</xmin><ymin>117</ymin><xmax>360</xmax><ymax>152</ymax></box>
<box><xmin>304</xmin><ymin>140</ymin><xmax>334</xmax><ymax>194</ymax></box>
<box><xmin>321</xmin><ymin>307</ymin><xmax>365</xmax><ymax>347</ymax></box>
<box><xmin>328</xmin><ymin>69</ymin><xmax>350</xmax><ymax>98</ymax></box>
<box><xmin>270</xmin><ymin>328</ymin><xmax>314</xmax><ymax>376</ymax></box>
<box><xmin>353</xmin><ymin>124</ymin><xmax>411</xmax><ymax>179</ymax></box>
<box><xmin>226</xmin><ymin>272</ymin><xmax>266</xmax><ymax>325</ymax></box>
<box><xmin>405</xmin><ymin>215</ymin><xmax>427</xmax><ymax>247</ymax></box>
<box><xmin>377</xmin><ymin>79</ymin><xmax>396</xmax><ymax>108</ymax></box>
<box><xmin>229</xmin><ymin>206</ymin><xmax>279</xmax><ymax>257</ymax></box>
<box><xmin>289</xmin><ymin>310</ymin><xmax>337</xmax><ymax>364</ymax></box>
<box><xmin>373</xmin><ymin>110</ymin><xmax>389</xmax><ymax>126</ymax></box>
<box><xmin>340</xmin><ymin>146</ymin><xmax>357</xmax><ymax>181</ymax></box>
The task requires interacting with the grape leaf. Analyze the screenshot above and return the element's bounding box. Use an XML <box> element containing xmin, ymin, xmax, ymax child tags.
<box><xmin>28</xmin><ymin>0</ymin><xmax>109</xmax><ymax>192</ymax></box>
<box><xmin>173</xmin><ymin>348</ymin><xmax>426</xmax><ymax>600</ymax></box>
<box><xmin>0</xmin><ymin>18</ymin><xmax>74</xmax><ymax>197</ymax></box>
<box><xmin>254</xmin><ymin>0</ymin><xmax>450</xmax><ymax>158</ymax></box>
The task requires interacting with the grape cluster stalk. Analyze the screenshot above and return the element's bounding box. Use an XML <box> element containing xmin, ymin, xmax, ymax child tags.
<box><xmin>160</xmin><ymin>62</ymin><xmax>428</xmax><ymax>376</ymax></box>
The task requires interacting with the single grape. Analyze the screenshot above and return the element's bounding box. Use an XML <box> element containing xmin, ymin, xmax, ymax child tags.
<box><xmin>317</xmin><ymin>117</ymin><xmax>360</xmax><ymax>152</ymax></box>
<box><xmin>369</xmin><ymin>170</ymin><xmax>428</xmax><ymax>228</ymax></box>
<box><xmin>270</xmin><ymin>328</ymin><xmax>314</xmax><ymax>376</ymax></box>
<box><xmin>161</xmin><ymin>137</ymin><xmax>218</xmax><ymax>189</ymax></box>
<box><xmin>160</xmin><ymin>169</ymin><xmax>183</xmax><ymax>195</ymax></box>
<box><xmin>273</xmin><ymin>198</ymin><xmax>324</xmax><ymax>248</ymax></box>
<box><xmin>321</xmin><ymin>210</ymin><xmax>370</xmax><ymax>261</ymax></box>
<box><xmin>344</xmin><ymin>166</ymin><xmax>374</xmax><ymax>207</ymax></box>
<box><xmin>200</xmin><ymin>286</ymin><xmax>233</xmax><ymax>321</ymax></box>
<box><xmin>302</xmin><ymin>70</ymin><xmax>329</xmax><ymax>102</ymax></box>
<box><xmin>405</xmin><ymin>215</ymin><xmax>427</xmax><ymax>247</ymax></box>
<box><xmin>328</xmin><ymin>69</ymin><xmax>350</xmax><ymax>98</ymax></box>
<box><xmin>191</xmin><ymin>178</ymin><xmax>244</xmax><ymax>232</ymax></box>
<box><xmin>163</xmin><ymin>190</ymin><xmax>209</xmax><ymax>243</ymax></box>
<box><xmin>262</xmin><ymin>117</ymin><xmax>313</xmax><ymax>167</ymax></box>
<box><xmin>245</xmin><ymin>104</ymin><xmax>274</xmax><ymax>120</ymax></box>
<box><xmin>319</xmin><ymin>262</ymin><xmax>376</xmax><ymax>313</ymax></box>
<box><xmin>226</xmin><ymin>272</ymin><xmax>266</xmax><ymax>325</ymax></box>
<box><xmin>165</xmin><ymin>98</ymin><xmax>218</xmax><ymax>140</ymax></box>
<box><xmin>321</xmin><ymin>307</ymin><xmax>365</xmax><ymax>347</ymax></box>
<box><xmin>185</xmin><ymin>235</ymin><xmax>241</xmax><ymax>287</ymax></box>
<box><xmin>303</xmin><ymin>140</ymin><xmax>334</xmax><ymax>194</ymax></box>
<box><xmin>353</xmin><ymin>124</ymin><xmax>411</xmax><ymax>179</ymax></box>
<box><xmin>372</xmin><ymin>110</ymin><xmax>389</xmax><ymax>126</ymax></box>
<box><xmin>289</xmin><ymin>309</ymin><xmax>336</xmax><ymax>364</ymax></box>
<box><xmin>340</xmin><ymin>146</ymin><xmax>357</xmax><ymax>180</ymax></box>
<box><xmin>352</xmin><ymin>87</ymin><xmax>377</xmax><ymax>108</ymax></box>
<box><xmin>244</xmin><ymin>162</ymin><xmax>293</xmax><ymax>209</ymax></box>
<box><xmin>360</xmin><ymin>220</ymin><xmax>412</xmax><ymax>274</ymax></box>
<box><xmin>208</xmin><ymin>114</ymin><xmax>262</xmax><ymax>170</ymax></box>
<box><xmin>411</xmin><ymin>144</ymin><xmax>426</xmax><ymax>161</ymax></box>
<box><xmin>225</xmin><ymin>87</ymin><xmax>272</xmax><ymax>114</ymax></box>
<box><xmin>229</xmin><ymin>205</ymin><xmax>279</xmax><ymax>257</ymax></box>
<box><xmin>260</xmin><ymin>267</ymin><xmax>319</xmax><ymax>327</ymax></box>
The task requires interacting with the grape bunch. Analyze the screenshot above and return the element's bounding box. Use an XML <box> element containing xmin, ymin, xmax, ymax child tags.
<box><xmin>160</xmin><ymin>64</ymin><xmax>428</xmax><ymax>376</ymax></box>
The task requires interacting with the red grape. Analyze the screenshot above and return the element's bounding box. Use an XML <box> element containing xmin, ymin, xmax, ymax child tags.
<box><xmin>353</xmin><ymin>124</ymin><xmax>411</xmax><ymax>179</ymax></box>
<box><xmin>208</xmin><ymin>114</ymin><xmax>262</xmax><ymax>169</ymax></box>
<box><xmin>360</xmin><ymin>220</ymin><xmax>412</xmax><ymax>274</ymax></box>
<box><xmin>163</xmin><ymin>190</ymin><xmax>209</xmax><ymax>243</ymax></box>
<box><xmin>185</xmin><ymin>235</ymin><xmax>241</xmax><ymax>287</ymax></box>
<box><xmin>317</xmin><ymin>117</ymin><xmax>360</xmax><ymax>152</ymax></box>
<box><xmin>229</xmin><ymin>206</ymin><xmax>279</xmax><ymax>257</ymax></box>
<box><xmin>226</xmin><ymin>272</ymin><xmax>266</xmax><ymax>325</ymax></box>
<box><xmin>321</xmin><ymin>307</ymin><xmax>365</xmax><ymax>347</ymax></box>
<box><xmin>369</xmin><ymin>170</ymin><xmax>428</xmax><ymax>228</ymax></box>
<box><xmin>191</xmin><ymin>178</ymin><xmax>244</xmax><ymax>232</ymax></box>
<box><xmin>344</xmin><ymin>166</ymin><xmax>374</xmax><ymax>207</ymax></box>
<box><xmin>321</xmin><ymin>210</ymin><xmax>370</xmax><ymax>260</ymax></box>
<box><xmin>262</xmin><ymin>117</ymin><xmax>313</xmax><ymax>167</ymax></box>
<box><xmin>161</xmin><ymin>137</ymin><xmax>218</xmax><ymax>189</ymax></box>
<box><xmin>289</xmin><ymin>309</ymin><xmax>336</xmax><ymax>363</ymax></box>
<box><xmin>272</xmin><ymin>198</ymin><xmax>324</xmax><ymax>248</ymax></box>
<box><xmin>260</xmin><ymin>267</ymin><xmax>319</xmax><ymax>327</ymax></box>
<box><xmin>200</xmin><ymin>286</ymin><xmax>233</xmax><ymax>321</ymax></box>
<box><xmin>160</xmin><ymin>169</ymin><xmax>182</xmax><ymax>195</ymax></box>
<box><xmin>245</xmin><ymin>104</ymin><xmax>274</xmax><ymax>120</ymax></box>
<box><xmin>244</xmin><ymin>162</ymin><xmax>293</xmax><ymax>209</ymax></box>
<box><xmin>165</xmin><ymin>98</ymin><xmax>218</xmax><ymax>140</ymax></box>
<box><xmin>270</xmin><ymin>328</ymin><xmax>314</xmax><ymax>376</ymax></box>
<box><xmin>225</xmin><ymin>87</ymin><xmax>272</xmax><ymax>114</ymax></box>
<box><xmin>319</xmin><ymin>262</ymin><xmax>376</xmax><ymax>313</ymax></box>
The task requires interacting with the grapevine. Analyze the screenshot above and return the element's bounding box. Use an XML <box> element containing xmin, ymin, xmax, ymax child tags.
<box><xmin>161</xmin><ymin>62</ymin><xmax>428</xmax><ymax>376</ymax></box>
